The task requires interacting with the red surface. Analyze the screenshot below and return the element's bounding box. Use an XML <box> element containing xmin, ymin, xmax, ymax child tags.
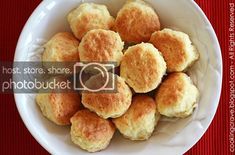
<box><xmin>0</xmin><ymin>0</ymin><xmax>232</xmax><ymax>154</ymax></box>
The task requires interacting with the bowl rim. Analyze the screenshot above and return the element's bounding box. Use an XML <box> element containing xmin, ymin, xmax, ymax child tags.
<box><xmin>14</xmin><ymin>0</ymin><xmax>222</xmax><ymax>154</ymax></box>
<box><xmin>181</xmin><ymin>0</ymin><xmax>222</xmax><ymax>153</ymax></box>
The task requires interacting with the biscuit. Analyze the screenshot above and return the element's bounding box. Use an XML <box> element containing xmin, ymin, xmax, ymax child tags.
<box><xmin>82</xmin><ymin>73</ymin><xmax>132</xmax><ymax>119</ymax></box>
<box><xmin>79</xmin><ymin>29</ymin><xmax>124</xmax><ymax>66</ymax></box>
<box><xmin>36</xmin><ymin>91</ymin><xmax>81</xmax><ymax>125</ymax></box>
<box><xmin>120</xmin><ymin>43</ymin><xmax>166</xmax><ymax>93</ymax></box>
<box><xmin>155</xmin><ymin>73</ymin><xmax>199</xmax><ymax>118</ymax></box>
<box><xmin>113</xmin><ymin>95</ymin><xmax>160</xmax><ymax>140</ymax></box>
<box><xmin>150</xmin><ymin>28</ymin><xmax>199</xmax><ymax>72</ymax></box>
<box><xmin>70</xmin><ymin>109</ymin><xmax>115</xmax><ymax>152</ymax></box>
<box><xmin>42</xmin><ymin>32</ymin><xmax>79</xmax><ymax>62</ymax></box>
<box><xmin>115</xmin><ymin>0</ymin><xmax>160</xmax><ymax>43</ymax></box>
<box><xmin>67</xmin><ymin>3</ymin><xmax>115</xmax><ymax>40</ymax></box>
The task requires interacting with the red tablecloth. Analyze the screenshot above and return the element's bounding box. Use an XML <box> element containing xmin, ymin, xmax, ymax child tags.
<box><xmin>0</xmin><ymin>0</ymin><xmax>232</xmax><ymax>154</ymax></box>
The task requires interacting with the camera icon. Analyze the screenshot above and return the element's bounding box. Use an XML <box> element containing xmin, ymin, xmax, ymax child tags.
<box><xmin>73</xmin><ymin>62</ymin><xmax>115</xmax><ymax>92</ymax></box>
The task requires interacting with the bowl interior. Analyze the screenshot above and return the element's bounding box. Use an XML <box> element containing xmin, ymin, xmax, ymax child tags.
<box><xmin>14</xmin><ymin>0</ymin><xmax>222</xmax><ymax>154</ymax></box>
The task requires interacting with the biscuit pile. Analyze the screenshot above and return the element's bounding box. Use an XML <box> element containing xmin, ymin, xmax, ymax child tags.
<box><xmin>36</xmin><ymin>0</ymin><xmax>199</xmax><ymax>152</ymax></box>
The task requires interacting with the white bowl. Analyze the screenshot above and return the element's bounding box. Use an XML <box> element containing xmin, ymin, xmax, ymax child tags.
<box><xmin>14</xmin><ymin>0</ymin><xmax>222</xmax><ymax>154</ymax></box>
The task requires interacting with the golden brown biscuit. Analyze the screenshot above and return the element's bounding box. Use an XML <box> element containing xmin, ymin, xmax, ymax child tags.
<box><xmin>115</xmin><ymin>0</ymin><xmax>160</xmax><ymax>43</ymax></box>
<box><xmin>120</xmin><ymin>43</ymin><xmax>166</xmax><ymax>93</ymax></box>
<box><xmin>79</xmin><ymin>29</ymin><xmax>124</xmax><ymax>66</ymax></box>
<box><xmin>67</xmin><ymin>3</ymin><xmax>115</xmax><ymax>40</ymax></box>
<box><xmin>113</xmin><ymin>95</ymin><xmax>160</xmax><ymax>140</ymax></box>
<box><xmin>155</xmin><ymin>73</ymin><xmax>199</xmax><ymax>118</ymax></box>
<box><xmin>36</xmin><ymin>91</ymin><xmax>81</xmax><ymax>125</ymax></box>
<box><xmin>82</xmin><ymin>73</ymin><xmax>132</xmax><ymax>119</ymax></box>
<box><xmin>150</xmin><ymin>28</ymin><xmax>199</xmax><ymax>72</ymax></box>
<box><xmin>70</xmin><ymin>109</ymin><xmax>115</xmax><ymax>152</ymax></box>
<box><xmin>42</xmin><ymin>32</ymin><xmax>79</xmax><ymax>62</ymax></box>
